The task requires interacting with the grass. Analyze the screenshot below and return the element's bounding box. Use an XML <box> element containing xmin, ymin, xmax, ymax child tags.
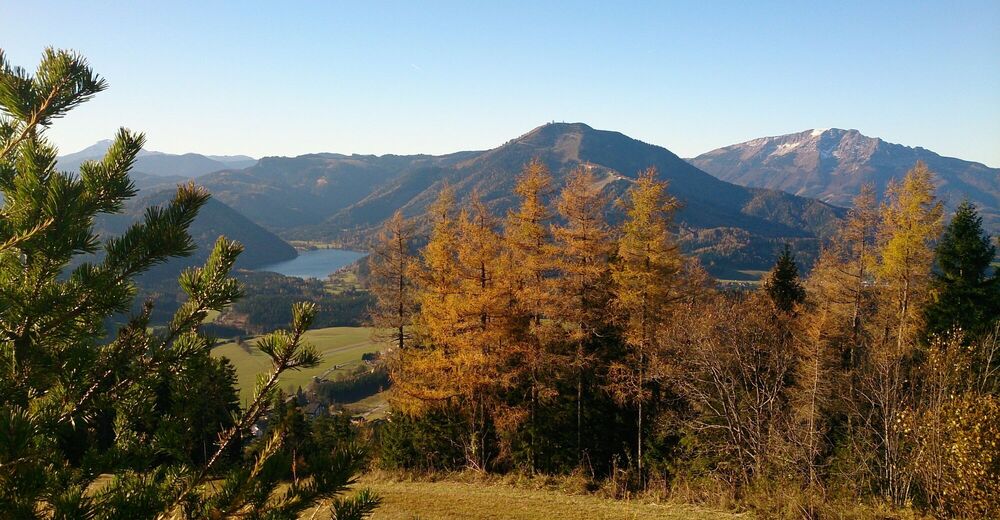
<box><xmin>304</xmin><ymin>477</ymin><xmax>745</xmax><ymax>519</ymax></box>
<box><xmin>212</xmin><ymin>326</ymin><xmax>382</xmax><ymax>403</ymax></box>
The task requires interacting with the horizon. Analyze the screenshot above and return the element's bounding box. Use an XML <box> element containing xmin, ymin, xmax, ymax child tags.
<box><xmin>4</xmin><ymin>1</ymin><xmax>1000</xmax><ymax>167</ymax></box>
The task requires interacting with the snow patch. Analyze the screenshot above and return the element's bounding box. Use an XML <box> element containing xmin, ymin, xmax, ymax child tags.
<box><xmin>771</xmin><ymin>141</ymin><xmax>803</xmax><ymax>156</ymax></box>
<box><xmin>810</xmin><ymin>128</ymin><xmax>829</xmax><ymax>137</ymax></box>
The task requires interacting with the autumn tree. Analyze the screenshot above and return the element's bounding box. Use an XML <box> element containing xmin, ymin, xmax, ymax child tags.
<box><xmin>368</xmin><ymin>210</ymin><xmax>417</xmax><ymax>352</ymax></box>
<box><xmin>863</xmin><ymin>161</ymin><xmax>943</xmax><ymax>504</ymax></box>
<box><xmin>550</xmin><ymin>167</ymin><xmax>615</xmax><ymax>464</ymax></box>
<box><xmin>503</xmin><ymin>159</ymin><xmax>558</xmax><ymax>472</ymax></box>
<box><xmin>393</xmin><ymin>186</ymin><xmax>462</xmax><ymax>408</ymax></box>
<box><xmin>608</xmin><ymin>168</ymin><xmax>682</xmax><ymax>476</ymax></box>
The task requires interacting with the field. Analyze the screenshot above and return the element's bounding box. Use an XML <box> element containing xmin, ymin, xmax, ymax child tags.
<box><xmin>212</xmin><ymin>326</ymin><xmax>382</xmax><ymax>403</ymax></box>
<box><xmin>304</xmin><ymin>479</ymin><xmax>743</xmax><ymax>520</ymax></box>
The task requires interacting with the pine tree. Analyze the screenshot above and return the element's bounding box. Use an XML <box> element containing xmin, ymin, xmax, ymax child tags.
<box><xmin>764</xmin><ymin>243</ymin><xmax>806</xmax><ymax>313</ymax></box>
<box><xmin>608</xmin><ymin>168</ymin><xmax>682</xmax><ymax>476</ymax></box>
<box><xmin>0</xmin><ymin>48</ymin><xmax>378</xmax><ymax>519</ymax></box>
<box><xmin>925</xmin><ymin>200</ymin><xmax>999</xmax><ymax>337</ymax></box>
<box><xmin>551</xmin><ymin>166</ymin><xmax>614</xmax><ymax>464</ymax></box>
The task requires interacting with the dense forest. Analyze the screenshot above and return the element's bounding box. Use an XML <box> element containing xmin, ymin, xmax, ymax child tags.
<box><xmin>368</xmin><ymin>160</ymin><xmax>1000</xmax><ymax>517</ymax></box>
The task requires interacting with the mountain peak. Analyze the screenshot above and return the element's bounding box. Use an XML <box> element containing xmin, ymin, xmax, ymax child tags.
<box><xmin>690</xmin><ymin>129</ymin><xmax>1000</xmax><ymax>231</ymax></box>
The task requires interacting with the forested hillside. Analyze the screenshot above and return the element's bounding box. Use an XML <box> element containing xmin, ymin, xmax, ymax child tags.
<box><xmin>367</xmin><ymin>159</ymin><xmax>1000</xmax><ymax>517</ymax></box>
<box><xmin>198</xmin><ymin>123</ymin><xmax>843</xmax><ymax>277</ymax></box>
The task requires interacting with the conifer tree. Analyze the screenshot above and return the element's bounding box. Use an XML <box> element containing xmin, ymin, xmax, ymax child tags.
<box><xmin>504</xmin><ymin>159</ymin><xmax>557</xmax><ymax>472</ymax></box>
<box><xmin>866</xmin><ymin>161</ymin><xmax>943</xmax><ymax>504</ymax></box>
<box><xmin>763</xmin><ymin>243</ymin><xmax>805</xmax><ymax>313</ymax></box>
<box><xmin>551</xmin><ymin>166</ymin><xmax>614</xmax><ymax>463</ymax></box>
<box><xmin>608</xmin><ymin>168</ymin><xmax>682</xmax><ymax>475</ymax></box>
<box><xmin>369</xmin><ymin>210</ymin><xmax>417</xmax><ymax>353</ymax></box>
<box><xmin>924</xmin><ymin>200</ymin><xmax>999</xmax><ymax>337</ymax></box>
<box><xmin>394</xmin><ymin>186</ymin><xmax>462</xmax><ymax>408</ymax></box>
<box><xmin>0</xmin><ymin>48</ymin><xmax>377</xmax><ymax>519</ymax></box>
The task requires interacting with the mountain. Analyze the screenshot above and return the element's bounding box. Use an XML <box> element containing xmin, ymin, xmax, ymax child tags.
<box><xmin>58</xmin><ymin>140</ymin><xmax>258</xmax><ymax>178</ymax></box>
<box><xmin>94</xmin><ymin>188</ymin><xmax>298</xmax><ymax>283</ymax></box>
<box><xmin>689</xmin><ymin>129</ymin><xmax>1000</xmax><ymax>231</ymax></box>
<box><xmin>198</xmin><ymin>123</ymin><xmax>844</xmax><ymax>277</ymax></box>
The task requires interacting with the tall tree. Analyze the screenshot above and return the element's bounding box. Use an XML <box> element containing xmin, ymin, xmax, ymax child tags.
<box><xmin>763</xmin><ymin>243</ymin><xmax>806</xmax><ymax>313</ymax></box>
<box><xmin>550</xmin><ymin>166</ymin><xmax>614</xmax><ymax>464</ymax></box>
<box><xmin>368</xmin><ymin>210</ymin><xmax>417</xmax><ymax>353</ymax></box>
<box><xmin>0</xmin><ymin>49</ymin><xmax>378</xmax><ymax>519</ymax></box>
<box><xmin>503</xmin><ymin>159</ymin><xmax>557</xmax><ymax>473</ymax></box>
<box><xmin>865</xmin><ymin>161</ymin><xmax>943</xmax><ymax>504</ymax></box>
<box><xmin>924</xmin><ymin>200</ymin><xmax>999</xmax><ymax>337</ymax></box>
<box><xmin>608</xmin><ymin>168</ymin><xmax>682</xmax><ymax>476</ymax></box>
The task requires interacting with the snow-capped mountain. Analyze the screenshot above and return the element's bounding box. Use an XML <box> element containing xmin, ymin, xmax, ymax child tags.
<box><xmin>689</xmin><ymin>129</ymin><xmax>1000</xmax><ymax>231</ymax></box>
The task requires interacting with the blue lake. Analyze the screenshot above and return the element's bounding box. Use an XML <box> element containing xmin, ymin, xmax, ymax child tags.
<box><xmin>257</xmin><ymin>249</ymin><xmax>366</xmax><ymax>279</ymax></box>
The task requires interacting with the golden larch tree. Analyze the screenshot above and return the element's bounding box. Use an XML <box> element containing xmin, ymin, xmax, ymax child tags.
<box><xmin>608</xmin><ymin>167</ymin><xmax>682</xmax><ymax>475</ymax></box>
<box><xmin>550</xmin><ymin>166</ymin><xmax>614</xmax><ymax>463</ymax></box>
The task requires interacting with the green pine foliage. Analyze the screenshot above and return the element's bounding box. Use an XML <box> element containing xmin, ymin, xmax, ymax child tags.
<box><xmin>925</xmin><ymin>200</ymin><xmax>999</xmax><ymax>336</ymax></box>
<box><xmin>763</xmin><ymin>243</ymin><xmax>806</xmax><ymax>313</ymax></box>
<box><xmin>0</xmin><ymin>49</ymin><xmax>378</xmax><ymax>519</ymax></box>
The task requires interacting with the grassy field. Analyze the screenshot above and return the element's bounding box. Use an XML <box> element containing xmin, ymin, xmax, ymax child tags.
<box><xmin>304</xmin><ymin>479</ymin><xmax>744</xmax><ymax>520</ymax></box>
<box><xmin>212</xmin><ymin>326</ymin><xmax>382</xmax><ymax>403</ymax></box>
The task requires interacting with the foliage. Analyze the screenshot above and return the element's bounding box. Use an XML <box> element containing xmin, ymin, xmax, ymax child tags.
<box><xmin>762</xmin><ymin>243</ymin><xmax>805</xmax><ymax>313</ymax></box>
<box><xmin>924</xmin><ymin>199</ymin><xmax>999</xmax><ymax>337</ymax></box>
<box><xmin>0</xmin><ymin>48</ymin><xmax>377</xmax><ymax>519</ymax></box>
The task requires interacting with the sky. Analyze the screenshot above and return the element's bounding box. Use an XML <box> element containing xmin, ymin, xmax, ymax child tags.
<box><xmin>2</xmin><ymin>1</ymin><xmax>999</xmax><ymax>166</ymax></box>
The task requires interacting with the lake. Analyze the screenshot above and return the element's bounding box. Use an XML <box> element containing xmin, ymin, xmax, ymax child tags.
<box><xmin>257</xmin><ymin>248</ymin><xmax>366</xmax><ymax>279</ymax></box>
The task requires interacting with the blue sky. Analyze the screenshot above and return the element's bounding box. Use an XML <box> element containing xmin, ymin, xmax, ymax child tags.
<box><xmin>3</xmin><ymin>1</ymin><xmax>999</xmax><ymax>166</ymax></box>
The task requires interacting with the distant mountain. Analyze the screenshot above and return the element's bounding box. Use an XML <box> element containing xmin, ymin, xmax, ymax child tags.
<box><xmin>58</xmin><ymin>140</ymin><xmax>257</xmax><ymax>178</ymax></box>
<box><xmin>689</xmin><ymin>129</ymin><xmax>1000</xmax><ymax>231</ymax></box>
<box><xmin>95</xmin><ymin>188</ymin><xmax>297</xmax><ymax>283</ymax></box>
<box><xmin>199</xmin><ymin>123</ymin><xmax>844</xmax><ymax>277</ymax></box>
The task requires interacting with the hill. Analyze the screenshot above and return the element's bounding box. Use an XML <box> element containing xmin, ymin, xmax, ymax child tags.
<box><xmin>95</xmin><ymin>188</ymin><xmax>297</xmax><ymax>283</ymax></box>
<box><xmin>689</xmin><ymin>128</ymin><xmax>1000</xmax><ymax>231</ymax></box>
<box><xmin>199</xmin><ymin>123</ymin><xmax>844</xmax><ymax>276</ymax></box>
<box><xmin>58</xmin><ymin>140</ymin><xmax>257</xmax><ymax>178</ymax></box>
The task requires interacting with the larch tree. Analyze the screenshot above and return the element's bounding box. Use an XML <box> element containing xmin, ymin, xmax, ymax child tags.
<box><xmin>550</xmin><ymin>166</ymin><xmax>614</xmax><ymax>464</ymax></box>
<box><xmin>394</xmin><ymin>186</ymin><xmax>463</xmax><ymax>409</ymax></box>
<box><xmin>0</xmin><ymin>49</ymin><xmax>377</xmax><ymax>519</ymax></box>
<box><xmin>608</xmin><ymin>167</ymin><xmax>682</xmax><ymax>476</ymax></box>
<box><xmin>503</xmin><ymin>159</ymin><xmax>558</xmax><ymax>473</ymax></box>
<box><xmin>866</xmin><ymin>161</ymin><xmax>943</xmax><ymax>504</ymax></box>
<box><xmin>452</xmin><ymin>192</ymin><xmax>510</xmax><ymax>470</ymax></box>
<box><xmin>368</xmin><ymin>210</ymin><xmax>417</xmax><ymax>353</ymax></box>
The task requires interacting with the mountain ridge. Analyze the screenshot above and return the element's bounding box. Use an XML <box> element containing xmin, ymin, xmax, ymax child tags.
<box><xmin>689</xmin><ymin>128</ymin><xmax>1000</xmax><ymax>230</ymax></box>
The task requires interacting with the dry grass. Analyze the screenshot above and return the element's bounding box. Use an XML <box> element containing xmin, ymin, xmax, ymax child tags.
<box><xmin>303</xmin><ymin>474</ymin><xmax>748</xmax><ymax>520</ymax></box>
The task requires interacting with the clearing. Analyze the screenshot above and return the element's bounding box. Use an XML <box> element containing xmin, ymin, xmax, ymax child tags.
<box><xmin>212</xmin><ymin>326</ymin><xmax>382</xmax><ymax>403</ymax></box>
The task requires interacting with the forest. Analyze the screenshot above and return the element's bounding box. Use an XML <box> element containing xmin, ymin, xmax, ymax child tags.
<box><xmin>367</xmin><ymin>160</ymin><xmax>1000</xmax><ymax>517</ymax></box>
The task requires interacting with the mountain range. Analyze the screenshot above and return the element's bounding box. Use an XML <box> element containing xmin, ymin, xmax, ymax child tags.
<box><xmin>193</xmin><ymin>123</ymin><xmax>843</xmax><ymax>277</ymax></box>
<box><xmin>58</xmin><ymin>139</ymin><xmax>257</xmax><ymax>178</ymax></box>
<box><xmin>689</xmin><ymin>128</ymin><xmax>1000</xmax><ymax>231</ymax></box>
<box><xmin>58</xmin><ymin>123</ymin><xmax>998</xmax><ymax>280</ymax></box>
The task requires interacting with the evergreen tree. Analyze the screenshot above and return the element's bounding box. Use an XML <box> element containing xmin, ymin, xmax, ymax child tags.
<box><xmin>764</xmin><ymin>243</ymin><xmax>806</xmax><ymax>313</ymax></box>
<box><xmin>0</xmin><ymin>49</ymin><xmax>378</xmax><ymax>519</ymax></box>
<box><xmin>925</xmin><ymin>200</ymin><xmax>999</xmax><ymax>337</ymax></box>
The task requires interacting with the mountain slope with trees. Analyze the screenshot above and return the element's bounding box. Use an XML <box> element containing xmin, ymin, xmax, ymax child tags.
<box><xmin>198</xmin><ymin>123</ymin><xmax>844</xmax><ymax>277</ymax></box>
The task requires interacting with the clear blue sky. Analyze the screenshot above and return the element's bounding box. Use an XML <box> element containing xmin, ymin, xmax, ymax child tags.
<box><xmin>3</xmin><ymin>1</ymin><xmax>999</xmax><ymax>166</ymax></box>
